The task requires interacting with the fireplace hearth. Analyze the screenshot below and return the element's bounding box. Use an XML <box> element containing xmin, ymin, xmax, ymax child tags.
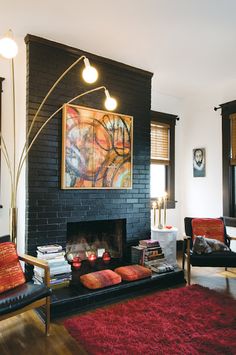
<box><xmin>44</xmin><ymin>221</ymin><xmax>185</xmax><ymax>319</ymax></box>
<box><xmin>49</xmin><ymin>267</ymin><xmax>185</xmax><ymax>318</ymax></box>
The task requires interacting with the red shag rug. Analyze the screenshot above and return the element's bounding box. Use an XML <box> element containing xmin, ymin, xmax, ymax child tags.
<box><xmin>64</xmin><ymin>285</ymin><xmax>236</xmax><ymax>355</ymax></box>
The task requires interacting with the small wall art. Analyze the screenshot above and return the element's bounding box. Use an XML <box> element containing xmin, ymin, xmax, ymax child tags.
<box><xmin>61</xmin><ymin>104</ymin><xmax>133</xmax><ymax>189</ymax></box>
<box><xmin>193</xmin><ymin>148</ymin><xmax>206</xmax><ymax>177</ymax></box>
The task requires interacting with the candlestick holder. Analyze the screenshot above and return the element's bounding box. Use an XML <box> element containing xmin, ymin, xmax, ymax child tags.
<box><xmin>152</xmin><ymin>201</ymin><xmax>157</xmax><ymax>227</ymax></box>
<box><xmin>163</xmin><ymin>192</ymin><xmax>168</xmax><ymax>227</ymax></box>
<box><xmin>157</xmin><ymin>197</ymin><xmax>163</xmax><ymax>229</ymax></box>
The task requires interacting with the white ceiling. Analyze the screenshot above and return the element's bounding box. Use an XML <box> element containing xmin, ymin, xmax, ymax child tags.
<box><xmin>1</xmin><ymin>0</ymin><xmax>236</xmax><ymax>99</ymax></box>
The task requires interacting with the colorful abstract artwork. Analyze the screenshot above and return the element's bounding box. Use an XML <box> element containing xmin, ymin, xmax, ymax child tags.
<box><xmin>61</xmin><ymin>104</ymin><xmax>133</xmax><ymax>189</ymax></box>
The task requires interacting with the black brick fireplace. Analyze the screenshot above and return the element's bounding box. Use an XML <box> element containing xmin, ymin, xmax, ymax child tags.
<box><xmin>25</xmin><ymin>36</ymin><xmax>185</xmax><ymax>318</ymax></box>
<box><xmin>25</xmin><ymin>35</ymin><xmax>153</xmax><ymax>256</ymax></box>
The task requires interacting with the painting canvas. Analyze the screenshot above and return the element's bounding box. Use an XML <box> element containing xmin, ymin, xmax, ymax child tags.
<box><xmin>193</xmin><ymin>148</ymin><xmax>206</xmax><ymax>177</ymax></box>
<box><xmin>61</xmin><ymin>104</ymin><xmax>133</xmax><ymax>189</ymax></box>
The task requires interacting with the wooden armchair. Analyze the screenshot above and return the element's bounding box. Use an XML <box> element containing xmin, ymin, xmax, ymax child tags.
<box><xmin>182</xmin><ymin>217</ymin><xmax>236</xmax><ymax>285</ymax></box>
<box><xmin>0</xmin><ymin>243</ymin><xmax>51</xmax><ymax>335</ymax></box>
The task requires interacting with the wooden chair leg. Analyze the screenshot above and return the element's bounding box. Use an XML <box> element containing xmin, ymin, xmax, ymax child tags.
<box><xmin>45</xmin><ymin>296</ymin><xmax>50</xmax><ymax>336</ymax></box>
<box><xmin>186</xmin><ymin>238</ymin><xmax>191</xmax><ymax>285</ymax></box>
<box><xmin>182</xmin><ymin>243</ymin><xmax>185</xmax><ymax>270</ymax></box>
<box><xmin>187</xmin><ymin>258</ymin><xmax>191</xmax><ymax>285</ymax></box>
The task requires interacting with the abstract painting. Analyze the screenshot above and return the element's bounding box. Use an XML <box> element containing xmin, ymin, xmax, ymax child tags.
<box><xmin>61</xmin><ymin>104</ymin><xmax>133</xmax><ymax>189</ymax></box>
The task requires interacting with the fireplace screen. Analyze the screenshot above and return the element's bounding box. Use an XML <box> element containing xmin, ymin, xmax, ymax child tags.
<box><xmin>66</xmin><ymin>219</ymin><xmax>126</xmax><ymax>260</ymax></box>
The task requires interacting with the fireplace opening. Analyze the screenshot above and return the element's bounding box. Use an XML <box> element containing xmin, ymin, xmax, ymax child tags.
<box><xmin>66</xmin><ymin>219</ymin><xmax>126</xmax><ymax>261</ymax></box>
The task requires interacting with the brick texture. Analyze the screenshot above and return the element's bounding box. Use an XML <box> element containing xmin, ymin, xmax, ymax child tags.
<box><xmin>25</xmin><ymin>35</ymin><xmax>152</xmax><ymax>257</ymax></box>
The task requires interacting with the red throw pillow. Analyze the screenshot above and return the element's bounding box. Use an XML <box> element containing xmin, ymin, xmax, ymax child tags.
<box><xmin>114</xmin><ymin>265</ymin><xmax>152</xmax><ymax>281</ymax></box>
<box><xmin>80</xmin><ymin>269</ymin><xmax>121</xmax><ymax>289</ymax></box>
<box><xmin>191</xmin><ymin>218</ymin><xmax>225</xmax><ymax>243</ymax></box>
<box><xmin>0</xmin><ymin>242</ymin><xmax>26</xmax><ymax>294</ymax></box>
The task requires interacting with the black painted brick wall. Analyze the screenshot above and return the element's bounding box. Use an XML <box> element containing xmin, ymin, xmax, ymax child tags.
<box><xmin>25</xmin><ymin>35</ymin><xmax>152</xmax><ymax>256</ymax></box>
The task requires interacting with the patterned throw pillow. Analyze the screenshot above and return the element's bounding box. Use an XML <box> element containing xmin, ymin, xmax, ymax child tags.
<box><xmin>0</xmin><ymin>242</ymin><xmax>26</xmax><ymax>294</ymax></box>
<box><xmin>192</xmin><ymin>218</ymin><xmax>225</xmax><ymax>243</ymax></box>
<box><xmin>114</xmin><ymin>264</ymin><xmax>152</xmax><ymax>281</ymax></box>
<box><xmin>80</xmin><ymin>269</ymin><xmax>121</xmax><ymax>289</ymax></box>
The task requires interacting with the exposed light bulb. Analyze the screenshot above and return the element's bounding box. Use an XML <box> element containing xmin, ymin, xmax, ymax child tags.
<box><xmin>82</xmin><ymin>57</ymin><xmax>98</xmax><ymax>83</ymax></box>
<box><xmin>104</xmin><ymin>89</ymin><xmax>117</xmax><ymax>111</ymax></box>
<box><xmin>0</xmin><ymin>30</ymin><xmax>18</xmax><ymax>59</ymax></box>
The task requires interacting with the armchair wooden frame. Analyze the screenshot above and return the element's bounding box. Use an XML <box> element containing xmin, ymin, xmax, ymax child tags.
<box><xmin>0</xmin><ymin>254</ymin><xmax>51</xmax><ymax>336</ymax></box>
<box><xmin>182</xmin><ymin>235</ymin><xmax>236</xmax><ymax>285</ymax></box>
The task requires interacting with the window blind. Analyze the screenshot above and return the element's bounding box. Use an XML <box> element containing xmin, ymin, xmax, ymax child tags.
<box><xmin>151</xmin><ymin>122</ymin><xmax>170</xmax><ymax>164</ymax></box>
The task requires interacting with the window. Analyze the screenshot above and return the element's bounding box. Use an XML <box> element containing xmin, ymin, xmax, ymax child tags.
<box><xmin>150</xmin><ymin>122</ymin><xmax>169</xmax><ymax>198</ymax></box>
<box><xmin>222</xmin><ymin>100</ymin><xmax>236</xmax><ymax>216</ymax></box>
<box><xmin>150</xmin><ymin>110</ymin><xmax>178</xmax><ymax>208</ymax></box>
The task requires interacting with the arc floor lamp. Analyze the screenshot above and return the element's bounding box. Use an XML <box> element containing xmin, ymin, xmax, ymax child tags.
<box><xmin>0</xmin><ymin>30</ymin><xmax>118</xmax><ymax>245</ymax></box>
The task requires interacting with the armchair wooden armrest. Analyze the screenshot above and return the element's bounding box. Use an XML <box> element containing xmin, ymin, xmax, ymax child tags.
<box><xmin>228</xmin><ymin>236</ymin><xmax>236</xmax><ymax>241</ymax></box>
<box><xmin>183</xmin><ymin>235</ymin><xmax>191</xmax><ymax>240</ymax></box>
<box><xmin>19</xmin><ymin>254</ymin><xmax>50</xmax><ymax>287</ymax></box>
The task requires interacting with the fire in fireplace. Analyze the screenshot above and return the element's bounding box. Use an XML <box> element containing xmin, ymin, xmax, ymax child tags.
<box><xmin>66</xmin><ymin>219</ymin><xmax>126</xmax><ymax>261</ymax></box>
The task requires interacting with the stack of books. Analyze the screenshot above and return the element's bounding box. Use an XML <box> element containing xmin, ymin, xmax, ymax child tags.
<box><xmin>131</xmin><ymin>239</ymin><xmax>165</xmax><ymax>267</ymax></box>
<box><xmin>33</xmin><ymin>244</ymin><xmax>72</xmax><ymax>289</ymax></box>
<box><xmin>150</xmin><ymin>263</ymin><xmax>174</xmax><ymax>274</ymax></box>
<box><xmin>140</xmin><ymin>239</ymin><xmax>165</xmax><ymax>267</ymax></box>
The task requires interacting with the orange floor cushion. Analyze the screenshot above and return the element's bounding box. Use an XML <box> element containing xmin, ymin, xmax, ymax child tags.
<box><xmin>0</xmin><ymin>242</ymin><xmax>26</xmax><ymax>294</ymax></box>
<box><xmin>80</xmin><ymin>269</ymin><xmax>122</xmax><ymax>289</ymax></box>
<box><xmin>114</xmin><ymin>264</ymin><xmax>152</xmax><ymax>281</ymax></box>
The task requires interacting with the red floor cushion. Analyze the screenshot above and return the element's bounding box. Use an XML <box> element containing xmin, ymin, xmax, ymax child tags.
<box><xmin>80</xmin><ymin>269</ymin><xmax>122</xmax><ymax>289</ymax></box>
<box><xmin>114</xmin><ymin>264</ymin><xmax>152</xmax><ymax>281</ymax></box>
<box><xmin>0</xmin><ymin>242</ymin><xmax>26</xmax><ymax>294</ymax></box>
<box><xmin>192</xmin><ymin>218</ymin><xmax>225</xmax><ymax>243</ymax></box>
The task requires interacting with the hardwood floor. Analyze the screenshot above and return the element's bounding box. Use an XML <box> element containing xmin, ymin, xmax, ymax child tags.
<box><xmin>0</xmin><ymin>311</ymin><xmax>86</xmax><ymax>355</ymax></box>
<box><xmin>0</xmin><ymin>261</ymin><xmax>235</xmax><ymax>355</ymax></box>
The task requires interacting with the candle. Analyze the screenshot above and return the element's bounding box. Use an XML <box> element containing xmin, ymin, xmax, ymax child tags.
<box><xmin>88</xmin><ymin>252</ymin><xmax>97</xmax><ymax>265</ymax></box>
<box><xmin>163</xmin><ymin>192</ymin><xmax>168</xmax><ymax>226</ymax></box>
<box><xmin>102</xmin><ymin>251</ymin><xmax>111</xmax><ymax>263</ymax></box>
<box><xmin>157</xmin><ymin>197</ymin><xmax>163</xmax><ymax>229</ymax></box>
<box><xmin>152</xmin><ymin>201</ymin><xmax>157</xmax><ymax>226</ymax></box>
<box><xmin>72</xmin><ymin>256</ymin><xmax>82</xmax><ymax>270</ymax></box>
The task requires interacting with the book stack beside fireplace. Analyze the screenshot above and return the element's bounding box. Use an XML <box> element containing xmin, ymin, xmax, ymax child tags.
<box><xmin>131</xmin><ymin>239</ymin><xmax>165</xmax><ymax>267</ymax></box>
<box><xmin>33</xmin><ymin>244</ymin><xmax>72</xmax><ymax>289</ymax></box>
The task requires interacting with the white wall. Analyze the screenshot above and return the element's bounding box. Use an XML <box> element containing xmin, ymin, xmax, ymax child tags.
<box><xmin>152</xmin><ymin>83</ymin><xmax>236</xmax><ymax>239</ymax></box>
<box><xmin>0</xmin><ymin>36</ymin><xmax>26</xmax><ymax>254</ymax></box>
<box><xmin>181</xmin><ymin>94</ymin><xmax>222</xmax><ymax>219</ymax></box>
<box><xmin>179</xmin><ymin>83</ymin><xmax>236</xmax><ymax>236</ymax></box>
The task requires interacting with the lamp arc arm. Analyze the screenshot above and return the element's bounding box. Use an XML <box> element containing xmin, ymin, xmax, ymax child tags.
<box><xmin>0</xmin><ymin>142</ymin><xmax>14</xmax><ymax>205</ymax></box>
<box><xmin>15</xmin><ymin>85</ymin><xmax>106</xmax><ymax>193</ymax></box>
<box><xmin>17</xmin><ymin>55</ymin><xmax>86</xmax><ymax>181</ymax></box>
<box><xmin>11</xmin><ymin>59</ymin><xmax>16</xmax><ymax>188</ymax></box>
<box><xmin>27</xmin><ymin>55</ymin><xmax>86</xmax><ymax>140</ymax></box>
<box><xmin>0</xmin><ymin>132</ymin><xmax>13</xmax><ymax>177</ymax></box>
